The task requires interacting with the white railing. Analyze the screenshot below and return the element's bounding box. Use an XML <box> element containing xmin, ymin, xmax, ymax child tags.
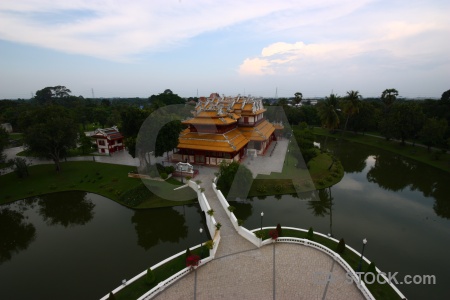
<box><xmin>251</xmin><ymin>227</ymin><xmax>407</xmax><ymax>300</ymax></box>
<box><xmin>100</xmin><ymin>180</ymin><xmax>221</xmax><ymax>300</ymax></box>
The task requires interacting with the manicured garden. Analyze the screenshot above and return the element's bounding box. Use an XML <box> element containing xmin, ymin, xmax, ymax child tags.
<box><xmin>254</xmin><ymin>227</ymin><xmax>401</xmax><ymax>300</ymax></box>
<box><xmin>0</xmin><ymin>161</ymin><xmax>196</xmax><ymax>208</ymax></box>
<box><xmin>112</xmin><ymin>246</ymin><xmax>208</xmax><ymax>300</ymax></box>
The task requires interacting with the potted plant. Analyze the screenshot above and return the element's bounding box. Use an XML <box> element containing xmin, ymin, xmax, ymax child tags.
<box><xmin>186</xmin><ymin>254</ymin><xmax>200</xmax><ymax>270</ymax></box>
<box><xmin>215</xmin><ymin>222</ymin><xmax>222</xmax><ymax>230</ymax></box>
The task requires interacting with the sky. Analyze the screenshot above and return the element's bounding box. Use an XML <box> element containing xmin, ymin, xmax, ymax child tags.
<box><xmin>0</xmin><ymin>0</ymin><xmax>449</xmax><ymax>99</ymax></box>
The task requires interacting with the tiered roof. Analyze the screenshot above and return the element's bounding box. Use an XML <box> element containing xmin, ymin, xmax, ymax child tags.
<box><xmin>178</xmin><ymin>95</ymin><xmax>280</xmax><ymax>153</ymax></box>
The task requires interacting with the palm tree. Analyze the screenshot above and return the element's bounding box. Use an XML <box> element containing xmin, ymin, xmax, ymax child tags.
<box><xmin>342</xmin><ymin>90</ymin><xmax>362</xmax><ymax>132</ymax></box>
<box><xmin>307</xmin><ymin>188</ymin><xmax>334</xmax><ymax>236</ymax></box>
<box><xmin>381</xmin><ymin>88</ymin><xmax>398</xmax><ymax>108</ymax></box>
<box><xmin>317</xmin><ymin>94</ymin><xmax>340</xmax><ymax>131</ymax></box>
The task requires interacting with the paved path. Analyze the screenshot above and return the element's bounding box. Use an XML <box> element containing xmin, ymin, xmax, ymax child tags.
<box><xmin>153</xmin><ymin>164</ymin><xmax>364</xmax><ymax>300</ymax></box>
<box><xmin>241</xmin><ymin>140</ymin><xmax>289</xmax><ymax>178</ymax></box>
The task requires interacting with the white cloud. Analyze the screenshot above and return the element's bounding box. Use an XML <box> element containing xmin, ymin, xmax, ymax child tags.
<box><xmin>0</xmin><ymin>0</ymin><xmax>300</xmax><ymax>61</ymax></box>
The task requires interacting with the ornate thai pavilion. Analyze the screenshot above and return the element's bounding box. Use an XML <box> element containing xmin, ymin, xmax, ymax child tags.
<box><xmin>172</xmin><ymin>94</ymin><xmax>283</xmax><ymax>165</ymax></box>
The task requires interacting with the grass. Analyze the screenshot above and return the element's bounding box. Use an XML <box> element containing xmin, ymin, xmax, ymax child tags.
<box><xmin>16</xmin><ymin>147</ymin><xmax>103</xmax><ymax>157</ymax></box>
<box><xmin>0</xmin><ymin>161</ymin><xmax>196</xmax><ymax>208</ymax></box>
<box><xmin>8</xmin><ymin>133</ymin><xmax>23</xmax><ymax>140</ymax></box>
<box><xmin>313</xmin><ymin>127</ymin><xmax>450</xmax><ymax>173</ymax></box>
<box><xmin>113</xmin><ymin>246</ymin><xmax>208</xmax><ymax>300</ymax></box>
<box><xmin>249</xmin><ymin>148</ymin><xmax>344</xmax><ymax>197</ymax></box>
<box><xmin>255</xmin><ymin>228</ymin><xmax>401</xmax><ymax>300</ymax></box>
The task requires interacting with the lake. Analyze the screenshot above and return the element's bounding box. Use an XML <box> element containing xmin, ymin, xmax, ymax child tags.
<box><xmin>0</xmin><ymin>192</ymin><xmax>208</xmax><ymax>300</ymax></box>
<box><xmin>232</xmin><ymin>138</ymin><xmax>450</xmax><ymax>300</ymax></box>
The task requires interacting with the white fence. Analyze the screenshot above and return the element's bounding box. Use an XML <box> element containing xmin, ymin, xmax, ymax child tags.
<box><xmin>253</xmin><ymin>227</ymin><xmax>407</xmax><ymax>300</ymax></box>
<box><xmin>100</xmin><ymin>180</ymin><xmax>221</xmax><ymax>300</ymax></box>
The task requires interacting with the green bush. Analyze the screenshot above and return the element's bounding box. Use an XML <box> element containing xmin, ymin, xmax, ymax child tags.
<box><xmin>160</xmin><ymin>172</ymin><xmax>168</xmax><ymax>179</ymax></box>
<box><xmin>256</xmin><ymin>185</ymin><xmax>267</xmax><ymax>193</ymax></box>
<box><xmin>108</xmin><ymin>292</ymin><xmax>116</xmax><ymax>300</ymax></box>
<box><xmin>276</xmin><ymin>223</ymin><xmax>283</xmax><ymax>237</ymax></box>
<box><xmin>274</xmin><ymin>184</ymin><xmax>283</xmax><ymax>192</ymax></box>
<box><xmin>237</xmin><ymin>219</ymin><xmax>244</xmax><ymax>226</ymax></box>
<box><xmin>146</xmin><ymin>268</ymin><xmax>156</xmax><ymax>285</ymax></box>
<box><xmin>336</xmin><ymin>238</ymin><xmax>346</xmax><ymax>254</ymax></box>
<box><xmin>204</xmin><ymin>240</ymin><xmax>214</xmax><ymax>250</ymax></box>
<box><xmin>307</xmin><ymin>227</ymin><xmax>314</xmax><ymax>240</ymax></box>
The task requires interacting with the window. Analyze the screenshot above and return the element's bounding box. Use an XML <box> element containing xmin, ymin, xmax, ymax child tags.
<box><xmin>223</xmin><ymin>153</ymin><xmax>231</xmax><ymax>159</ymax></box>
<box><xmin>98</xmin><ymin>140</ymin><xmax>105</xmax><ymax>146</ymax></box>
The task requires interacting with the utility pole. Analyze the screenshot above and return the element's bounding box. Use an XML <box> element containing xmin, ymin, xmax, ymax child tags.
<box><xmin>91</xmin><ymin>88</ymin><xmax>95</xmax><ymax>98</ymax></box>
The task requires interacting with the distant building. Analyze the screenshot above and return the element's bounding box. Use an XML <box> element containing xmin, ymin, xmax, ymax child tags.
<box><xmin>172</xmin><ymin>94</ymin><xmax>283</xmax><ymax>165</ymax></box>
<box><xmin>1</xmin><ymin>123</ymin><xmax>13</xmax><ymax>133</ymax></box>
<box><xmin>91</xmin><ymin>126</ymin><xmax>124</xmax><ymax>154</ymax></box>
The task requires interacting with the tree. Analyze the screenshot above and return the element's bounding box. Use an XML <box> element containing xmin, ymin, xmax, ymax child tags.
<box><xmin>294</xmin><ymin>92</ymin><xmax>303</xmax><ymax>106</ymax></box>
<box><xmin>317</xmin><ymin>94</ymin><xmax>340</xmax><ymax>131</ymax></box>
<box><xmin>8</xmin><ymin>157</ymin><xmax>30</xmax><ymax>178</ymax></box>
<box><xmin>381</xmin><ymin>88</ymin><xmax>398</xmax><ymax>108</ymax></box>
<box><xmin>78</xmin><ymin>131</ymin><xmax>93</xmax><ymax>154</ymax></box>
<box><xmin>342</xmin><ymin>90</ymin><xmax>362</xmax><ymax>132</ymax></box>
<box><xmin>0</xmin><ymin>126</ymin><xmax>8</xmax><ymax>163</ymax></box>
<box><xmin>419</xmin><ymin>118</ymin><xmax>448</xmax><ymax>151</ymax></box>
<box><xmin>146</xmin><ymin>268</ymin><xmax>156</xmax><ymax>284</ymax></box>
<box><xmin>440</xmin><ymin>89</ymin><xmax>450</xmax><ymax>103</ymax></box>
<box><xmin>335</xmin><ymin>238</ymin><xmax>346</xmax><ymax>254</ymax></box>
<box><xmin>23</xmin><ymin>106</ymin><xmax>78</xmax><ymax>172</ymax></box>
<box><xmin>216</xmin><ymin>161</ymin><xmax>253</xmax><ymax>197</ymax></box>
<box><xmin>34</xmin><ymin>86</ymin><xmax>71</xmax><ymax>105</ymax></box>
<box><xmin>155</xmin><ymin>120</ymin><xmax>182</xmax><ymax>160</ymax></box>
<box><xmin>149</xmin><ymin>90</ymin><xmax>184</xmax><ymax>109</ymax></box>
<box><xmin>380</xmin><ymin>102</ymin><xmax>424</xmax><ymax>145</ymax></box>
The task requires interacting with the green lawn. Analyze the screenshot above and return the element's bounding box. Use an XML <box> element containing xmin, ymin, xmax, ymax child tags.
<box><xmin>0</xmin><ymin>161</ymin><xmax>196</xmax><ymax>208</ymax></box>
<box><xmin>9</xmin><ymin>133</ymin><xmax>23</xmax><ymax>140</ymax></box>
<box><xmin>255</xmin><ymin>228</ymin><xmax>401</xmax><ymax>300</ymax></box>
<box><xmin>250</xmin><ymin>150</ymin><xmax>344</xmax><ymax>197</ymax></box>
<box><xmin>312</xmin><ymin>127</ymin><xmax>450</xmax><ymax>173</ymax></box>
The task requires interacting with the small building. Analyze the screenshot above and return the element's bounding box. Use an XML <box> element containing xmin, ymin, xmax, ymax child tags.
<box><xmin>91</xmin><ymin>126</ymin><xmax>124</xmax><ymax>154</ymax></box>
<box><xmin>1</xmin><ymin>123</ymin><xmax>13</xmax><ymax>133</ymax></box>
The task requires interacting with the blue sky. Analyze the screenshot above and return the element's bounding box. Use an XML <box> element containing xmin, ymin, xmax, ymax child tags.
<box><xmin>0</xmin><ymin>0</ymin><xmax>449</xmax><ymax>99</ymax></box>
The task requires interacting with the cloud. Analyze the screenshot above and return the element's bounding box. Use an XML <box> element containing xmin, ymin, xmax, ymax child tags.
<box><xmin>0</xmin><ymin>0</ymin><xmax>300</xmax><ymax>61</ymax></box>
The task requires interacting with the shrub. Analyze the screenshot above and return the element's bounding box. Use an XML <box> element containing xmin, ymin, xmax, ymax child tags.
<box><xmin>160</xmin><ymin>172</ymin><xmax>168</xmax><ymax>179</ymax></box>
<box><xmin>195</xmin><ymin>180</ymin><xmax>202</xmax><ymax>185</ymax></box>
<box><xmin>207</xmin><ymin>209</ymin><xmax>214</xmax><ymax>216</ymax></box>
<box><xmin>336</xmin><ymin>238</ymin><xmax>346</xmax><ymax>254</ymax></box>
<box><xmin>185</xmin><ymin>248</ymin><xmax>192</xmax><ymax>259</ymax></box>
<box><xmin>256</xmin><ymin>185</ymin><xmax>267</xmax><ymax>193</ymax></box>
<box><xmin>269</xmin><ymin>229</ymin><xmax>279</xmax><ymax>240</ymax></box>
<box><xmin>165</xmin><ymin>166</ymin><xmax>175</xmax><ymax>174</ymax></box>
<box><xmin>274</xmin><ymin>184</ymin><xmax>283</xmax><ymax>192</ymax></box>
<box><xmin>237</xmin><ymin>219</ymin><xmax>244</xmax><ymax>226</ymax></box>
<box><xmin>204</xmin><ymin>240</ymin><xmax>214</xmax><ymax>250</ymax></box>
<box><xmin>326</xmin><ymin>176</ymin><xmax>333</xmax><ymax>182</ymax></box>
<box><xmin>307</xmin><ymin>227</ymin><xmax>314</xmax><ymax>240</ymax></box>
<box><xmin>255</xmin><ymin>230</ymin><xmax>265</xmax><ymax>239</ymax></box>
<box><xmin>227</xmin><ymin>205</ymin><xmax>236</xmax><ymax>212</ymax></box>
<box><xmin>276</xmin><ymin>223</ymin><xmax>283</xmax><ymax>237</ymax></box>
<box><xmin>146</xmin><ymin>268</ymin><xmax>156</xmax><ymax>285</ymax></box>
<box><xmin>186</xmin><ymin>254</ymin><xmax>200</xmax><ymax>268</ymax></box>
<box><xmin>108</xmin><ymin>292</ymin><xmax>116</xmax><ymax>300</ymax></box>
<box><xmin>215</xmin><ymin>223</ymin><xmax>222</xmax><ymax>230</ymax></box>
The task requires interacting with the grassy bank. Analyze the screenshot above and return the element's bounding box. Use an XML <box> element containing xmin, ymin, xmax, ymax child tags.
<box><xmin>113</xmin><ymin>246</ymin><xmax>208</xmax><ymax>300</ymax></box>
<box><xmin>255</xmin><ymin>228</ymin><xmax>401</xmax><ymax>300</ymax></box>
<box><xmin>249</xmin><ymin>151</ymin><xmax>344</xmax><ymax>197</ymax></box>
<box><xmin>313</xmin><ymin>127</ymin><xmax>450</xmax><ymax>173</ymax></box>
<box><xmin>0</xmin><ymin>161</ymin><xmax>196</xmax><ymax>208</ymax></box>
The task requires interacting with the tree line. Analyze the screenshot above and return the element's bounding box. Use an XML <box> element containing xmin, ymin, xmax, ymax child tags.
<box><xmin>268</xmin><ymin>89</ymin><xmax>450</xmax><ymax>151</ymax></box>
<box><xmin>0</xmin><ymin>87</ymin><xmax>187</xmax><ymax>173</ymax></box>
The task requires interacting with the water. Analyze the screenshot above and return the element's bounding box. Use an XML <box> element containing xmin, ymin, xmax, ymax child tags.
<box><xmin>0</xmin><ymin>192</ymin><xmax>207</xmax><ymax>300</ymax></box>
<box><xmin>232</xmin><ymin>139</ymin><xmax>450</xmax><ymax>300</ymax></box>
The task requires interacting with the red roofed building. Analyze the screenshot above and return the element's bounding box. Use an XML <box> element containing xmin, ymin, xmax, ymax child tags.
<box><xmin>91</xmin><ymin>126</ymin><xmax>125</xmax><ymax>154</ymax></box>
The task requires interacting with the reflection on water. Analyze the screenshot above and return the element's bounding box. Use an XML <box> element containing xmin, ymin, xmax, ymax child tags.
<box><xmin>235</xmin><ymin>138</ymin><xmax>450</xmax><ymax>299</ymax></box>
<box><xmin>0</xmin><ymin>207</ymin><xmax>36</xmax><ymax>264</ymax></box>
<box><xmin>131</xmin><ymin>207</ymin><xmax>189</xmax><ymax>250</ymax></box>
<box><xmin>38</xmin><ymin>191</ymin><xmax>95</xmax><ymax>227</ymax></box>
<box><xmin>0</xmin><ymin>193</ymin><xmax>206</xmax><ymax>300</ymax></box>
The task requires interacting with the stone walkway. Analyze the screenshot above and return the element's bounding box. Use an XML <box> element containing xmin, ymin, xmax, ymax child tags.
<box><xmin>241</xmin><ymin>140</ymin><xmax>289</xmax><ymax>178</ymax></box>
<box><xmin>153</xmin><ymin>165</ymin><xmax>365</xmax><ymax>300</ymax></box>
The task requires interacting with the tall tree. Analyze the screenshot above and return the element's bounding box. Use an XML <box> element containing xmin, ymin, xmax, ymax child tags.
<box><xmin>23</xmin><ymin>106</ymin><xmax>78</xmax><ymax>172</ymax></box>
<box><xmin>317</xmin><ymin>94</ymin><xmax>340</xmax><ymax>131</ymax></box>
<box><xmin>342</xmin><ymin>90</ymin><xmax>362</xmax><ymax>132</ymax></box>
<box><xmin>381</xmin><ymin>88</ymin><xmax>399</xmax><ymax>108</ymax></box>
<box><xmin>440</xmin><ymin>89</ymin><xmax>450</xmax><ymax>103</ymax></box>
<box><xmin>380</xmin><ymin>102</ymin><xmax>424</xmax><ymax>144</ymax></box>
<box><xmin>34</xmin><ymin>86</ymin><xmax>71</xmax><ymax>105</ymax></box>
<box><xmin>419</xmin><ymin>118</ymin><xmax>448</xmax><ymax>151</ymax></box>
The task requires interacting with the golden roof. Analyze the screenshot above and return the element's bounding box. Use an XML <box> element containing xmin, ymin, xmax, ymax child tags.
<box><xmin>182</xmin><ymin>116</ymin><xmax>236</xmax><ymax>126</ymax></box>
<box><xmin>239</xmin><ymin>120</ymin><xmax>275</xmax><ymax>142</ymax></box>
<box><xmin>177</xmin><ymin>128</ymin><xmax>248</xmax><ymax>152</ymax></box>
